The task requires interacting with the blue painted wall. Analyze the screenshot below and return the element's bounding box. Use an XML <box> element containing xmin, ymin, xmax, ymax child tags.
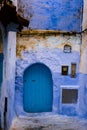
<box><xmin>18</xmin><ymin>0</ymin><xmax>83</xmax><ymax>32</ymax></box>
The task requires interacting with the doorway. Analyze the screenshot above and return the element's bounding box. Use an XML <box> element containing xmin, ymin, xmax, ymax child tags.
<box><xmin>23</xmin><ymin>63</ymin><xmax>53</xmax><ymax>113</ymax></box>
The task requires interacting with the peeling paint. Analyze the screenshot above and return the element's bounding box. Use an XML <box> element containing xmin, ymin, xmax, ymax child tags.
<box><xmin>17</xmin><ymin>31</ymin><xmax>81</xmax><ymax>58</ymax></box>
<box><xmin>15</xmin><ymin>29</ymin><xmax>82</xmax><ymax>120</ymax></box>
<box><xmin>16</xmin><ymin>44</ymin><xmax>27</xmax><ymax>57</ymax></box>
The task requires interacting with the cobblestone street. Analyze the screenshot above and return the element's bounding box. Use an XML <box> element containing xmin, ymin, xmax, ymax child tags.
<box><xmin>10</xmin><ymin>115</ymin><xmax>87</xmax><ymax>130</ymax></box>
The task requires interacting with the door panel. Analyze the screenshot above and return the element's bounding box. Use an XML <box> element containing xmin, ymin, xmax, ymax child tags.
<box><xmin>23</xmin><ymin>63</ymin><xmax>53</xmax><ymax>113</ymax></box>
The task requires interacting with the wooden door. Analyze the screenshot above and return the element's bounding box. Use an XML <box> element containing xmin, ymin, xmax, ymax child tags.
<box><xmin>23</xmin><ymin>63</ymin><xmax>53</xmax><ymax>113</ymax></box>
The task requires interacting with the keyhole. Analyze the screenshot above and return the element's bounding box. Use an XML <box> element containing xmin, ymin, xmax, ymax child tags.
<box><xmin>24</xmin><ymin>80</ymin><xmax>27</xmax><ymax>82</ymax></box>
<box><xmin>32</xmin><ymin>80</ymin><xmax>36</xmax><ymax>82</ymax></box>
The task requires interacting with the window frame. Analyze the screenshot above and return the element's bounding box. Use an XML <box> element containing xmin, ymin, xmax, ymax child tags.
<box><xmin>71</xmin><ymin>63</ymin><xmax>76</xmax><ymax>78</ymax></box>
<box><xmin>63</xmin><ymin>44</ymin><xmax>72</xmax><ymax>53</ymax></box>
<box><xmin>62</xmin><ymin>88</ymin><xmax>78</xmax><ymax>104</ymax></box>
<box><xmin>61</xmin><ymin>65</ymin><xmax>68</xmax><ymax>75</ymax></box>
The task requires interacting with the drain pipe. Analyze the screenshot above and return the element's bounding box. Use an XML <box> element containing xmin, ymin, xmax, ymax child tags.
<box><xmin>4</xmin><ymin>97</ymin><xmax>8</xmax><ymax>130</ymax></box>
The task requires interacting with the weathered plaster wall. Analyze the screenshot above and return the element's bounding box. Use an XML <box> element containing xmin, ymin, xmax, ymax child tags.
<box><xmin>16</xmin><ymin>35</ymin><xmax>81</xmax><ymax>58</ymax></box>
<box><xmin>1</xmin><ymin>32</ymin><xmax>16</xmax><ymax>130</ymax></box>
<box><xmin>82</xmin><ymin>0</ymin><xmax>87</xmax><ymax>30</ymax></box>
<box><xmin>78</xmin><ymin>0</ymin><xmax>87</xmax><ymax>117</ymax></box>
<box><xmin>15</xmin><ymin>32</ymin><xmax>81</xmax><ymax>117</ymax></box>
<box><xmin>80</xmin><ymin>0</ymin><xmax>87</xmax><ymax>74</ymax></box>
<box><xmin>79</xmin><ymin>32</ymin><xmax>87</xmax><ymax>118</ymax></box>
<box><xmin>80</xmin><ymin>32</ymin><xmax>87</xmax><ymax>74</ymax></box>
<box><xmin>17</xmin><ymin>0</ymin><xmax>83</xmax><ymax>32</ymax></box>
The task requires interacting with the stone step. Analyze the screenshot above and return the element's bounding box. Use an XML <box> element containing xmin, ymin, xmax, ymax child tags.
<box><xmin>10</xmin><ymin>115</ymin><xmax>87</xmax><ymax>130</ymax></box>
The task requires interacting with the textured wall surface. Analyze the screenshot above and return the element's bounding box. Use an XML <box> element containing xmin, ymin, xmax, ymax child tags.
<box><xmin>15</xmin><ymin>32</ymin><xmax>82</xmax><ymax>118</ymax></box>
<box><xmin>1</xmin><ymin>0</ymin><xmax>87</xmax><ymax>129</ymax></box>
<box><xmin>82</xmin><ymin>0</ymin><xmax>87</xmax><ymax>30</ymax></box>
<box><xmin>16</xmin><ymin>32</ymin><xmax>81</xmax><ymax>58</ymax></box>
<box><xmin>80</xmin><ymin>0</ymin><xmax>87</xmax><ymax>74</ymax></box>
<box><xmin>80</xmin><ymin>32</ymin><xmax>87</xmax><ymax>73</ymax></box>
<box><xmin>1</xmin><ymin>32</ymin><xmax>16</xmax><ymax>130</ymax></box>
<box><xmin>17</xmin><ymin>0</ymin><xmax>83</xmax><ymax>32</ymax></box>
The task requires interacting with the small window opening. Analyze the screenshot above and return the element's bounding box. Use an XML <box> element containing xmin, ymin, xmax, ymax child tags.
<box><xmin>71</xmin><ymin>63</ymin><xmax>76</xmax><ymax>78</ymax></box>
<box><xmin>64</xmin><ymin>44</ymin><xmax>71</xmax><ymax>53</ymax></box>
<box><xmin>62</xmin><ymin>89</ymin><xmax>78</xmax><ymax>104</ymax></box>
<box><xmin>62</xmin><ymin>66</ymin><xmax>68</xmax><ymax>75</ymax></box>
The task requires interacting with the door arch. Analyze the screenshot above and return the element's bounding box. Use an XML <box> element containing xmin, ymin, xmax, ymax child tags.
<box><xmin>23</xmin><ymin>63</ymin><xmax>53</xmax><ymax>113</ymax></box>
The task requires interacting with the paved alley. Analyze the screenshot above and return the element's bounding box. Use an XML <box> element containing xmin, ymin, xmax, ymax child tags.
<box><xmin>10</xmin><ymin>115</ymin><xmax>87</xmax><ymax>130</ymax></box>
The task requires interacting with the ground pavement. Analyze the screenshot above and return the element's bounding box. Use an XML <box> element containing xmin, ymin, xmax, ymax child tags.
<box><xmin>10</xmin><ymin>115</ymin><xmax>87</xmax><ymax>130</ymax></box>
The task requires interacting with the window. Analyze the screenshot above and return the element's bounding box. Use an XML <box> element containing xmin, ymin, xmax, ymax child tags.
<box><xmin>62</xmin><ymin>89</ymin><xmax>78</xmax><ymax>104</ymax></box>
<box><xmin>62</xmin><ymin>66</ymin><xmax>68</xmax><ymax>75</ymax></box>
<box><xmin>71</xmin><ymin>63</ymin><xmax>76</xmax><ymax>78</ymax></box>
<box><xmin>64</xmin><ymin>44</ymin><xmax>71</xmax><ymax>53</ymax></box>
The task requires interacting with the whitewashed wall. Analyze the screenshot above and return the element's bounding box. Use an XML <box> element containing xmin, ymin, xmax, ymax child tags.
<box><xmin>1</xmin><ymin>32</ymin><xmax>16</xmax><ymax>130</ymax></box>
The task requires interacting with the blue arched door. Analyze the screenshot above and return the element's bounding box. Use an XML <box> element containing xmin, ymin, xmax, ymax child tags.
<box><xmin>23</xmin><ymin>63</ymin><xmax>53</xmax><ymax>113</ymax></box>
